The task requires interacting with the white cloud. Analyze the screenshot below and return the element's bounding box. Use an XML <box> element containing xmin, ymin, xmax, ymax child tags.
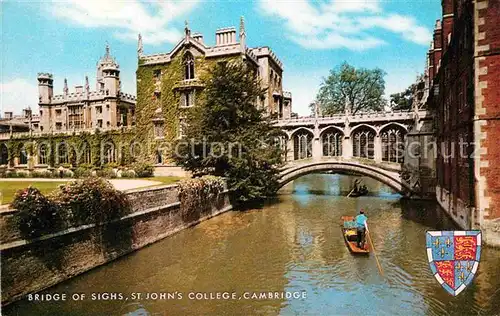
<box><xmin>0</xmin><ymin>79</ymin><xmax>39</xmax><ymax>116</ymax></box>
<box><xmin>259</xmin><ymin>0</ymin><xmax>431</xmax><ymax>50</ymax></box>
<box><xmin>49</xmin><ymin>0</ymin><xmax>200</xmax><ymax>45</ymax></box>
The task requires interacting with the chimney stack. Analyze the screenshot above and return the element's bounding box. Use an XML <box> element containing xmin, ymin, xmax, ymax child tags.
<box><xmin>215</xmin><ymin>27</ymin><xmax>236</xmax><ymax>46</ymax></box>
<box><xmin>192</xmin><ymin>32</ymin><xmax>204</xmax><ymax>44</ymax></box>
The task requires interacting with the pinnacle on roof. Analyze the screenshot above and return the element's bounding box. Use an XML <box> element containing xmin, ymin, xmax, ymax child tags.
<box><xmin>98</xmin><ymin>43</ymin><xmax>118</xmax><ymax>68</ymax></box>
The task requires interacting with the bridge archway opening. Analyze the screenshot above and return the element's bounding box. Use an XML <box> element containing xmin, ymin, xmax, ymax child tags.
<box><xmin>352</xmin><ymin>126</ymin><xmax>375</xmax><ymax>159</ymax></box>
<box><xmin>279</xmin><ymin>162</ymin><xmax>411</xmax><ymax>195</ymax></box>
<box><xmin>380</xmin><ymin>124</ymin><xmax>406</xmax><ymax>163</ymax></box>
<box><xmin>321</xmin><ymin>127</ymin><xmax>343</xmax><ymax>157</ymax></box>
<box><xmin>292</xmin><ymin>128</ymin><xmax>313</xmax><ymax>160</ymax></box>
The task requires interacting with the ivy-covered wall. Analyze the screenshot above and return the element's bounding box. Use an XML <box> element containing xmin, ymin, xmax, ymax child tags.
<box><xmin>137</xmin><ymin>45</ymin><xmax>240</xmax><ymax>163</ymax></box>
<box><xmin>0</xmin><ymin>129</ymin><xmax>136</xmax><ymax>170</ymax></box>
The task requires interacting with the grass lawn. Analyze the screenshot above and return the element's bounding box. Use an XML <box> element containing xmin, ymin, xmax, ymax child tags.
<box><xmin>0</xmin><ymin>176</ymin><xmax>184</xmax><ymax>205</ymax></box>
<box><xmin>0</xmin><ymin>181</ymin><xmax>67</xmax><ymax>205</ymax></box>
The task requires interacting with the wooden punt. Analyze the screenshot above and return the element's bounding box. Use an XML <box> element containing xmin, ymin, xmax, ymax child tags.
<box><xmin>341</xmin><ymin>216</ymin><xmax>370</xmax><ymax>254</ymax></box>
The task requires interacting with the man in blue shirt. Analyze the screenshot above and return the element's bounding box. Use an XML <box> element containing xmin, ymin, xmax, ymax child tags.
<box><xmin>355</xmin><ymin>210</ymin><xmax>367</xmax><ymax>249</ymax></box>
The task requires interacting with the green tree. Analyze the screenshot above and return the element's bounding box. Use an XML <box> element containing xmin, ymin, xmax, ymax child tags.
<box><xmin>390</xmin><ymin>84</ymin><xmax>415</xmax><ymax>111</ymax></box>
<box><xmin>172</xmin><ymin>61</ymin><xmax>284</xmax><ymax>205</ymax></box>
<box><xmin>314</xmin><ymin>62</ymin><xmax>386</xmax><ymax>115</ymax></box>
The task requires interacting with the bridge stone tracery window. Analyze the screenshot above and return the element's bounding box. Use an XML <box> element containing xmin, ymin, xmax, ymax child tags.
<box><xmin>322</xmin><ymin>129</ymin><xmax>343</xmax><ymax>157</ymax></box>
<box><xmin>293</xmin><ymin>131</ymin><xmax>313</xmax><ymax>160</ymax></box>
<box><xmin>352</xmin><ymin>127</ymin><xmax>375</xmax><ymax>159</ymax></box>
<box><xmin>381</xmin><ymin>127</ymin><xmax>405</xmax><ymax>163</ymax></box>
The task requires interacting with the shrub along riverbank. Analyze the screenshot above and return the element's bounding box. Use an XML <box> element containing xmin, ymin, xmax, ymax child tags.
<box><xmin>12</xmin><ymin>178</ymin><xmax>130</xmax><ymax>239</ymax></box>
<box><xmin>1</xmin><ymin>176</ymin><xmax>231</xmax><ymax>306</ymax></box>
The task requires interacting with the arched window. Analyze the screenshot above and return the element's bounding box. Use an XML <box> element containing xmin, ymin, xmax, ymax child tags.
<box><xmin>322</xmin><ymin>129</ymin><xmax>343</xmax><ymax>157</ymax></box>
<box><xmin>184</xmin><ymin>52</ymin><xmax>195</xmax><ymax>80</ymax></box>
<box><xmin>0</xmin><ymin>144</ymin><xmax>8</xmax><ymax>165</ymax></box>
<box><xmin>76</xmin><ymin>141</ymin><xmax>91</xmax><ymax>165</ymax></box>
<box><xmin>293</xmin><ymin>130</ymin><xmax>313</xmax><ymax>160</ymax></box>
<box><xmin>82</xmin><ymin>141</ymin><xmax>92</xmax><ymax>164</ymax></box>
<box><xmin>19</xmin><ymin>144</ymin><xmax>28</xmax><ymax>165</ymax></box>
<box><xmin>352</xmin><ymin>127</ymin><xmax>375</xmax><ymax>159</ymax></box>
<box><xmin>381</xmin><ymin>127</ymin><xmax>405</xmax><ymax>163</ymax></box>
<box><xmin>57</xmin><ymin>142</ymin><xmax>69</xmax><ymax>164</ymax></box>
<box><xmin>102</xmin><ymin>140</ymin><xmax>116</xmax><ymax>164</ymax></box>
<box><xmin>38</xmin><ymin>143</ymin><xmax>48</xmax><ymax>165</ymax></box>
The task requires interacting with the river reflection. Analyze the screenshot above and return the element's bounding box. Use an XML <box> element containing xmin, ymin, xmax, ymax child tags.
<box><xmin>4</xmin><ymin>174</ymin><xmax>500</xmax><ymax>316</ymax></box>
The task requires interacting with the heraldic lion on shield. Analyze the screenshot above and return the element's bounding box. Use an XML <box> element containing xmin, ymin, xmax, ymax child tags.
<box><xmin>426</xmin><ymin>231</ymin><xmax>481</xmax><ymax>296</ymax></box>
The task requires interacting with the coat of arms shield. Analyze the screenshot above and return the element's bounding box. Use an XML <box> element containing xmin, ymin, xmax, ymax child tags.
<box><xmin>426</xmin><ymin>230</ymin><xmax>481</xmax><ymax>296</ymax></box>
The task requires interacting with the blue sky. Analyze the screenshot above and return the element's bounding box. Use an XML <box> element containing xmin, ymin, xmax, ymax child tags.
<box><xmin>1</xmin><ymin>0</ymin><xmax>440</xmax><ymax>116</ymax></box>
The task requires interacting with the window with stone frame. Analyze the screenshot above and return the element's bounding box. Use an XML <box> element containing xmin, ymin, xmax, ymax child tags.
<box><xmin>180</xmin><ymin>90</ymin><xmax>196</xmax><ymax>108</ymax></box>
<box><xmin>57</xmin><ymin>142</ymin><xmax>69</xmax><ymax>164</ymax></box>
<box><xmin>184</xmin><ymin>52</ymin><xmax>195</xmax><ymax>80</ymax></box>
<box><xmin>18</xmin><ymin>145</ymin><xmax>28</xmax><ymax>165</ymax></box>
<box><xmin>68</xmin><ymin>104</ymin><xmax>84</xmax><ymax>129</ymax></box>
<box><xmin>38</xmin><ymin>144</ymin><xmax>48</xmax><ymax>165</ymax></box>
<box><xmin>353</xmin><ymin>127</ymin><xmax>375</xmax><ymax>159</ymax></box>
<box><xmin>154</xmin><ymin>121</ymin><xmax>165</xmax><ymax>138</ymax></box>
<box><xmin>102</xmin><ymin>141</ymin><xmax>117</xmax><ymax>164</ymax></box>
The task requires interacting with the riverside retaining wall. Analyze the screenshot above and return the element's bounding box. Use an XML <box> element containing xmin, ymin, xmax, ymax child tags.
<box><xmin>0</xmin><ymin>184</ymin><xmax>232</xmax><ymax>305</ymax></box>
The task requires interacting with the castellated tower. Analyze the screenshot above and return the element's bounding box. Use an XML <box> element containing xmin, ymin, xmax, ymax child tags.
<box><xmin>34</xmin><ymin>44</ymin><xmax>135</xmax><ymax>133</ymax></box>
<box><xmin>37</xmin><ymin>73</ymin><xmax>53</xmax><ymax>104</ymax></box>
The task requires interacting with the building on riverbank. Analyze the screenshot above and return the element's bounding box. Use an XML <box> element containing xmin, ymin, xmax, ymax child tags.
<box><xmin>426</xmin><ymin>0</ymin><xmax>500</xmax><ymax>244</ymax></box>
<box><xmin>0</xmin><ymin>45</ymin><xmax>137</xmax><ymax>172</ymax></box>
<box><xmin>136</xmin><ymin>17</ymin><xmax>292</xmax><ymax>164</ymax></box>
<box><xmin>36</xmin><ymin>45</ymin><xmax>136</xmax><ymax>133</ymax></box>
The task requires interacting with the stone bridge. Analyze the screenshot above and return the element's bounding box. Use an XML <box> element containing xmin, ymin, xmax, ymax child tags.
<box><xmin>274</xmin><ymin>109</ymin><xmax>433</xmax><ymax>196</ymax></box>
<box><xmin>278</xmin><ymin>158</ymin><xmax>411</xmax><ymax>195</ymax></box>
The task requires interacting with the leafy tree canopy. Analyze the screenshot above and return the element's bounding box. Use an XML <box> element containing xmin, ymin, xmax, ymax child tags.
<box><xmin>390</xmin><ymin>83</ymin><xmax>415</xmax><ymax>111</ymax></box>
<box><xmin>313</xmin><ymin>62</ymin><xmax>387</xmax><ymax>115</ymax></box>
<box><xmin>172</xmin><ymin>61</ymin><xmax>284</xmax><ymax>205</ymax></box>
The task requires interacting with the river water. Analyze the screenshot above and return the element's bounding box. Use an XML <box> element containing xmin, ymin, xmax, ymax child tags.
<box><xmin>4</xmin><ymin>174</ymin><xmax>500</xmax><ymax>316</ymax></box>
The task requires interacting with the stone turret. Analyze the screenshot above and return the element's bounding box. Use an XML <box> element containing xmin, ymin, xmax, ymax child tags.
<box><xmin>96</xmin><ymin>44</ymin><xmax>120</xmax><ymax>96</ymax></box>
<box><xmin>37</xmin><ymin>73</ymin><xmax>53</xmax><ymax>104</ymax></box>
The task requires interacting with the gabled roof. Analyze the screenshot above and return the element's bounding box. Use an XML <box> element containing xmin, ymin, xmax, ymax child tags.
<box><xmin>139</xmin><ymin>31</ymin><xmax>258</xmax><ymax>66</ymax></box>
